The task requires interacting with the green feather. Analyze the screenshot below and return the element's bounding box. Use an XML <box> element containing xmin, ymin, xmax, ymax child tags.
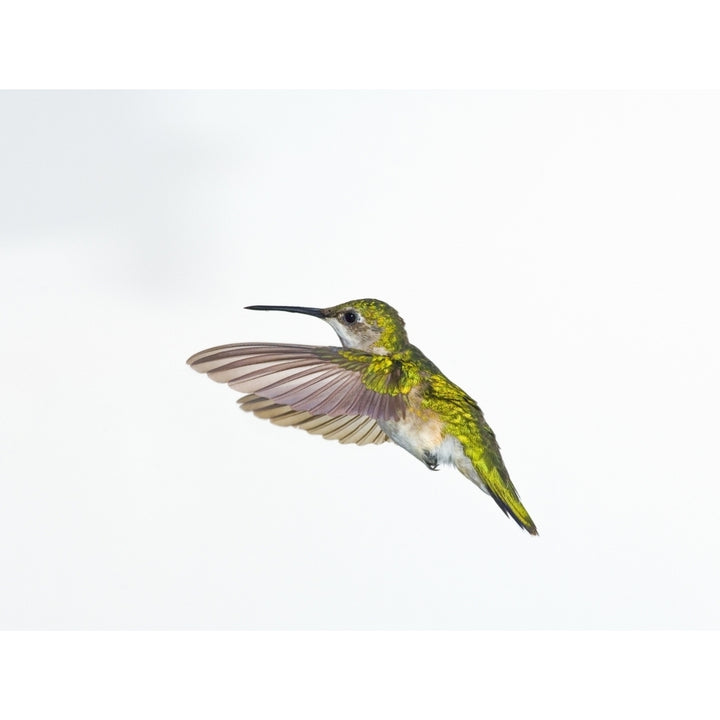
<box><xmin>338</xmin><ymin>344</ymin><xmax>539</xmax><ymax>535</ymax></box>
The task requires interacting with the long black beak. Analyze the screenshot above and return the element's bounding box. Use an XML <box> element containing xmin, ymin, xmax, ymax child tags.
<box><xmin>245</xmin><ymin>305</ymin><xmax>327</xmax><ymax>319</ymax></box>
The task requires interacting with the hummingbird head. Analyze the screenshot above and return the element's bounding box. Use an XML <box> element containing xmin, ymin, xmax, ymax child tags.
<box><xmin>246</xmin><ymin>298</ymin><xmax>409</xmax><ymax>355</ymax></box>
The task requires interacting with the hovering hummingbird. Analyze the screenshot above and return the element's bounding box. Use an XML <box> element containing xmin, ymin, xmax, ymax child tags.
<box><xmin>187</xmin><ymin>299</ymin><xmax>538</xmax><ymax>535</ymax></box>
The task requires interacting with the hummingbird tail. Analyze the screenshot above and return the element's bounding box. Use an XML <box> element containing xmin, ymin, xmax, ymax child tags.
<box><xmin>459</xmin><ymin>448</ymin><xmax>538</xmax><ymax>535</ymax></box>
<box><xmin>487</xmin><ymin>484</ymin><xmax>538</xmax><ymax>536</ymax></box>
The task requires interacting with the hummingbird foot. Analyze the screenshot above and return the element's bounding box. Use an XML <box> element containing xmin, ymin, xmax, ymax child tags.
<box><xmin>422</xmin><ymin>451</ymin><xmax>439</xmax><ymax>471</ymax></box>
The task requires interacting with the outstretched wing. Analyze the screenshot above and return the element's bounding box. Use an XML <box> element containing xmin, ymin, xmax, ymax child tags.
<box><xmin>187</xmin><ymin>343</ymin><xmax>404</xmax><ymax>445</ymax></box>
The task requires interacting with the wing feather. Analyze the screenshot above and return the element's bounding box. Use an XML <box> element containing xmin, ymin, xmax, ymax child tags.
<box><xmin>236</xmin><ymin>394</ymin><xmax>389</xmax><ymax>445</ymax></box>
<box><xmin>187</xmin><ymin>343</ymin><xmax>404</xmax><ymax>422</ymax></box>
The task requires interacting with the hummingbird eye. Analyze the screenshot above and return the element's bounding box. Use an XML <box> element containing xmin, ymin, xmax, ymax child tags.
<box><xmin>342</xmin><ymin>311</ymin><xmax>357</xmax><ymax>324</ymax></box>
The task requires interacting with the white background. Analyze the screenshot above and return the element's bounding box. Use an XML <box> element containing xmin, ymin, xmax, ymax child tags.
<box><xmin>2</xmin><ymin>91</ymin><xmax>719</xmax><ymax>630</ymax></box>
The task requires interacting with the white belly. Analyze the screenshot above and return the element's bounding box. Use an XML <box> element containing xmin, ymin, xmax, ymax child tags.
<box><xmin>378</xmin><ymin>416</ymin><xmax>488</xmax><ymax>494</ymax></box>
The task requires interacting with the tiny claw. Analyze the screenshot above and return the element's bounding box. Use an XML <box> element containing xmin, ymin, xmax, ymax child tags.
<box><xmin>423</xmin><ymin>451</ymin><xmax>439</xmax><ymax>471</ymax></box>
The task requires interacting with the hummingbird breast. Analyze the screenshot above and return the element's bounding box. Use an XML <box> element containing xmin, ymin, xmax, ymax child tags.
<box><xmin>378</xmin><ymin>388</ymin><xmax>460</xmax><ymax>467</ymax></box>
<box><xmin>377</xmin><ymin>385</ymin><xmax>487</xmax><ymax>491</ymax></box>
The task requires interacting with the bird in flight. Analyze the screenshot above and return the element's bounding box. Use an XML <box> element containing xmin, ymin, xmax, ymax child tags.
<box><xmin>187</xmin><ymin>299</ymin><xmax>538</xmax><ymax>535</ymax></box>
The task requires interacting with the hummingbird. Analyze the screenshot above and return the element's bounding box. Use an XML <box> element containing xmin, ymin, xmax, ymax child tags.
<box><xmin>187</xmin><ymin>299</ymin><xmax>538</xmax><ymax>535</ymax></box>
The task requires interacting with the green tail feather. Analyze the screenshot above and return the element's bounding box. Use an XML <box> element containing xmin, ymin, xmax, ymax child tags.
<box><xmin>438</xmin><ymin>396</ymin><xmax>538</xmax><ymax>534</ymax></box>
<box><xmin>464</xmin><ymin>423</ymin><xmax>538</xmax><ymax>535</ymax></box>
<box><xmin>482</xmin><ymin>465</ymin><xmax>538</xmax><ymax>535</ymax></box>
<box><xmin>415</xmin><ymin>354</ymin><xmax>539</xmax><ymax>535</ymax></box>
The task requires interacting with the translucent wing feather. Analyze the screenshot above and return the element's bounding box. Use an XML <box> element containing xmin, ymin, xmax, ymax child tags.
<box><xmin>187</xmin><ymin>343</ymin><xmax>404</xmax><ymax>445</ymax></box>
<box><xmin>237</xmin><ymin>394</ymin><xmax>389</xmax><ymax>445</ymax></box>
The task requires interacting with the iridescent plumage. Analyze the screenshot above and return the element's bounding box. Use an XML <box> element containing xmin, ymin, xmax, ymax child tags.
<box><xmin>188</xmin><ymin>299</ymin><xmax>538</xmax><ymax>535</ymax></box>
